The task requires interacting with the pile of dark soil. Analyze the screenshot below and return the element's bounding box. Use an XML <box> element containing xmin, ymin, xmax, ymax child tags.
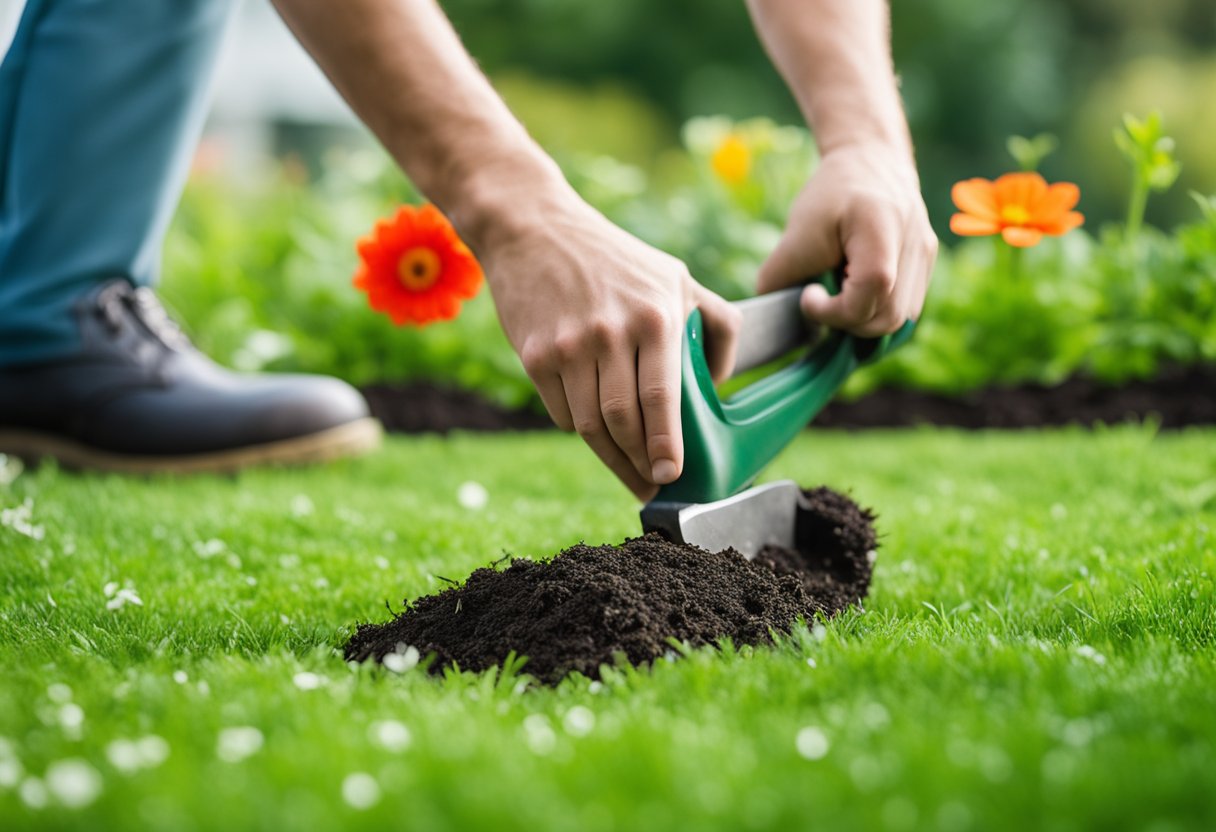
<box><xmin>345</xmin><ymin>487</ymin><xmax>876</xmax><ymax>684</ymax></box>
<box><xmin>813</xmin><ymin>364</ymin><xmax>1216</xmax><ymax>430</ymax></box>
<box><xmin>359</xmin><ymin>381</ymin><xmax>550</xmax><ymax>434</ymax></box>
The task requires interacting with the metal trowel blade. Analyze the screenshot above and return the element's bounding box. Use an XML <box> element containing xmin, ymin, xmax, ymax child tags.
<box><xmin>639</xmin><ymin>479</ymin><xmax>802</xmax><ymax>560</ymax></box>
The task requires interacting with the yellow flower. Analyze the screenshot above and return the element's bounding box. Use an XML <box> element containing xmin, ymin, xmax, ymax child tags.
<box><xmin>711</xmin><ymin>133</ymin><xmax>752</xmax><ymax>185</ymax></box>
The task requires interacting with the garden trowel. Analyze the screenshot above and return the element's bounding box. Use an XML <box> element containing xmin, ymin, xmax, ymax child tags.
<box><xmin>640</xmin><ymin>277</ymin><xmax>914</xmax><ymax>558</ymax></box>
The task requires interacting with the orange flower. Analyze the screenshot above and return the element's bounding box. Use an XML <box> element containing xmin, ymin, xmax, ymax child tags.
<box><xmin>353</xmin><ymin>204</ymin><xmax>484</xmax><ymax>326</ymax></box>
<box><xmin>950</xmin><ymin>172</ymin><xmax>1084</xmax><ymax>247</ymax></box>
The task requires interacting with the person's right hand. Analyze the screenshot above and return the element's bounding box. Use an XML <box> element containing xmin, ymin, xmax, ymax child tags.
<box><xmin>477</xmin><ymin>193</ymin><xmax>741</xmax><ymax>501</ymax></box>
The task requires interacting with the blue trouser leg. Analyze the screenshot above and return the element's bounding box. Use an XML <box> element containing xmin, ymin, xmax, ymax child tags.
<box><xmin>0</xmin><ymin>0</ymin><xmax>237</xmax><ymax>367</ymax></box>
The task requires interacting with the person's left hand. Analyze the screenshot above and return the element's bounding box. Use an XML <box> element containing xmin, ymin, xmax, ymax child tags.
<box><xmin>756</xmin><ymin>142</ymin><xmax>937</xmax><ymax>336</ymax></box>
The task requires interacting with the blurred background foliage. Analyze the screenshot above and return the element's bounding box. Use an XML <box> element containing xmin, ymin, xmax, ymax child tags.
<box><xmin>443</xmin><ymin>0</ymin><xmax>1216</xmax><ymax>230</ymax></box>
<box><xmin>159</xmin><ymin>0</ymin><xmax>1216</xmax><ymax>408</ymax></box>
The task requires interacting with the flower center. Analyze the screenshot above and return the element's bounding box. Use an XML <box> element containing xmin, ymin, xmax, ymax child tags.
<box><xmin>397</xmin><ymin>247</ymin><xmax>441</xmax><ymax>291</ymax></box>
<box><xmin>711</xmin><ymin>134</ymin><xmax>752</xmax><ymax>185</ymax></box>
<box><xmin>1001</xmin><ymin>204</ymin><xmax>1031</xmax><ymax>226</ymax></box>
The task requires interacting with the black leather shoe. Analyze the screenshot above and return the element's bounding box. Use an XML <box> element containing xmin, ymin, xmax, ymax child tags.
<box><xmin>0</xmin><ymin>279</ymin><xmax>381</xmax><ymax>473</ymax></box>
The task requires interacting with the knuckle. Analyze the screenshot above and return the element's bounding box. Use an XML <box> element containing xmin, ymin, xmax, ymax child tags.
<box><xmin>925</xmin><ymin>234</ymin><xmax>940</xmax><ymax>260</ymax></box>
<box><xmin>859</xmin><ymin>267</ymin><xmax>897</xmax><ymax>294</ymax></box>
<box><xmin>600</xmin><ymin>396</ymin><xmax>635</xmax><ymax>426</ymax></box>
<box><xmin>639</xmin><ymin>382</ymin><xmax>672</xmax><ymax>411</ymax></box>
<box><xmin>519</xmin><ymin>339</ymin><xmax>552</xmax><ymax>375</ymax></box>
<box><xmin>573</xmin><ymin>416</ymin><xmax>603</xmax><ymax>439</ymax></box>
<box><xmin>585</xmin><ymin>317</ymin><xmax>620</xmax><ymax>348</ymax></box>
<box><xmin>551</xmin><ymin>331</ymin><xmax>584</xmax><ymax>365</ymax></box>
<box><xmin>632</xmin><ymin>303</ymin><xmax>670</xmax><ymax>339</ymax></box>
<box><xmin>868</xmin><ymin>311</ymin><xmax>904</xmax><ymax>335</ymax></box>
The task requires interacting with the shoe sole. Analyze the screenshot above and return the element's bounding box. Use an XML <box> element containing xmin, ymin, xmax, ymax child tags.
<box><xmin>0</xmin><ymin>418</ymin><xmax>383</xmax><ymax>474</ymax></box>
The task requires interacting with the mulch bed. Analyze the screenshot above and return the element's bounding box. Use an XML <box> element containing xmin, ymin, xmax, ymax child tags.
<box><xmin>345</xmin><ymin>487</ymin><xmax>875</xmax><ymax>684</ymax></box>
<box><xmin>360</xmin><ymin>364</ymin><xmax>1216</xmax><ymax>434</ymax></box>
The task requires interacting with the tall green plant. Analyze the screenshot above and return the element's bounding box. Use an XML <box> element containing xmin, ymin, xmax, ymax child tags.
<box><xmin>1114</xmin><ymin>112</ymin><xmax>1181</xmax><ymax>241</ymax></box>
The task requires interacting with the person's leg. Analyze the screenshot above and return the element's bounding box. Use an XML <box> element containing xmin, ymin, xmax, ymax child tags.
<box><xmin>0</xmin><ymin>0</ymin><xmax>236</xmax><ymax>366</ymax></box>
<box><xmin>0</xmin><ymin>0</ymin><xmax>380</xmax><ymax>471</ymax></box>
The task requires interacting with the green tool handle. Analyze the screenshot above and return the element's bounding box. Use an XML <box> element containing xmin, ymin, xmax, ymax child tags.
<box><xmin>654</xmin><ymin>275</ymin><xmax>915</xmax><ymax>504</ymax></box>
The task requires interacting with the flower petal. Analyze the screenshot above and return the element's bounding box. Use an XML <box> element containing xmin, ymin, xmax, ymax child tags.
<box><xmin>1031</xmin><ymin>182</ymin><xmax>1081</xmax><ymax>224</ymax></box>
<box><xmin>994</xmin><ymin>172</ymin><xmax>1048</xmax><ymax>211</ymax></box>
<box><xmin>1040</xmin><ymin>211</ymin><xmax>1085</xmax><ymax>236</ymax></box>
<box><xmin>950</xmin><ymin>213</ymin><xmax>1001</xmax><ymax>236</ymax></box>
<box><xmin>951</xmin><ymin>179</ymin><xmax>1000</xmax><ymax>221</ymax></box>
<box><xmin>1002</xmin><ymin>226</ymin><xmax>1043</xmax><ymax>247</ymax></box>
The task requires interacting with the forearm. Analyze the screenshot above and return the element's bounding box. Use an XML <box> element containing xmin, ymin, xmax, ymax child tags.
<box><xmin>271</xmin><ymin>0</ymin><xmax>571</xmax><ymax>249</ymax></box>
<box><xmin>745</xmin><ymin>0</ymin><xmax>912</xmax><ymax>162</ymax></box>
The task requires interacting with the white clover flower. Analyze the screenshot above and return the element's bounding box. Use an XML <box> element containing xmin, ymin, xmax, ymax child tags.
<box><xmin>562</xmin><ymin>707</ymin><xmax>595</xmax><ymax>737</ymax></box>
<box><xmin>19</xmin><ymin>777</ymin><xmax>48</xmax><ymax>809</ymax></box>
<box><xmin>216</xmin><ymin>727</ymin><xmax>263</xmax><ymax>763</ymax></box>
<box><xmin>106</xmin><ymin>736</ymin><xmax>169</xmax><ymax>774</ymax></box>
<box><xmin>0</xmin><ymin>758</ymin><xmax>22</xmax><ymax>789</ymax></box>
<box><xmin>46</xmin><ymin>683</ymin><xmax>73</xmax><ymax>704</ymax></box>
<box><xmin>290</xmin><ymin>494</ymin><xmax>315</xmax><ymax>517</ymax></box>
<box><xmin>522</xmin><ymin>715</ymin><xmax>556</xmax><ymax>756</ymax></box>
<box><xmin>382</xmin><ymin>645</ymin><xmax>420</xmax><ymax>674</ymax></box>
<box><xmin>0</xmin><ymin>453</ymin><xmax>24</xmax><ymax>486</ymax></box>
<box><xmin>0</xmin><ymin>741</ymin><xmax>22</xmax><ymax>789</ymax></box>
<box><xmin>341</xmin><ymin>772</ymin><xmax>381</xmax><ymax>810</ymax></box>
<box><xmin>368</xmin><ymin>720</ymin><xmax>412</xmax><ymax>752</ymax></box>
<box><xmin>192</xmin><ymin>538</ymin><xmax>226</xmax><ymax>558</ymax></box>
<box><xmin>105</xmin><ymin>586</ymin><xmax>143</xmax><ymax>611</ymax></box>
<box><xmin>1074</xmin><ymin>645</ymin><xmax>1107</xmax><ymax>666</ymax></box>
<box><xmin>795</xmin><ymin>726</ymin><xmax>830</xmax><ymax>760</ymax></box>
<box><xmin>457</xmin><ymin>481</ymin><xmax>489</xmax><ymax>510</ymax></box>
<box><xmin>292</xmin><ymin>672</ymin><xmax>325</xmax><ymax>691</ymax></box>
<box><xmin>45</xmin><ymin>759</ymin><xmax>103</xmax><ymax>809</ymax></box>
<box><xmin>1</xmin><ymin>498</ymin><xmax>44</xmax><ymax>539</ymax></box>
<box><xmin>57</xmin><ymin>703</ymin><xmax>84</xmax><ymax>738</ymax></box>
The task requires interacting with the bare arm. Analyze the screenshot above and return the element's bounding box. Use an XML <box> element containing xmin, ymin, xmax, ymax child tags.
<box><xmin>746</xmin><ymin>0</ymin><xmax>936</xmax><ymax>334</ymax></box>
<box><xmin>272</xmin><ymin>0</ymin><xmax>740</xmax><ymax>499</ymax></box>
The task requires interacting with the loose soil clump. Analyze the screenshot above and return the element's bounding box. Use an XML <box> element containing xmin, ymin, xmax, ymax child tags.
<box><xmin>345</xmin><ymin>487</ymin><xmax>877</xmax><ymax>684</ymax></box>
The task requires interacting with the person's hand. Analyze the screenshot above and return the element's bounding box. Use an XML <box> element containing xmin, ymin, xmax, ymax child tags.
<box><xmin>756</xmin><ymin>142</ymin><xmax>937</xmax><ymax>335</ymax></box>
<box><xmin>480</xmin><ymin>194</ymin><xmax>741</xmax><ymax>501</ymax></box>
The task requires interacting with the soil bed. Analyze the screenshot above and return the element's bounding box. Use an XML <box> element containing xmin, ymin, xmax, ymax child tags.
<box><xmin>345</xmin><ymin>487</ymin><xmax>876</xmax><ymax>684</ymax></box>
<box><xmin>359</xmin><ymin>381</ymin><xmax>550</xmax><ymax>434</ymax></box>
<box><xmin>813</xmin><ymin>364</ymin><xmax>1216</xmax><ymax>430</ymax></box>
<box><xmin>361</xmin><ymin>364</ymin><xmax>1216</xmax><ymax>433</ymax></box>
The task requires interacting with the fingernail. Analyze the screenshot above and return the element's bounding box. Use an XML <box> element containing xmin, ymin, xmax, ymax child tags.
<box><xmin>651</xmin><ymin>459</ymin><xmax>679</xmax><ymax>484</ymax></box>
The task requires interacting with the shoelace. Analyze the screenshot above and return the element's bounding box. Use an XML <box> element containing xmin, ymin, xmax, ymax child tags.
<box><xmin>94</xmin><ymin>282</ymin><xmax>191</xmax><ymax>350</ymax></box>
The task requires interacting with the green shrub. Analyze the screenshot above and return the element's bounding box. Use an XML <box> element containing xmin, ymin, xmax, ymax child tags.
<box><xmin>162</xmin><ymin>112</ymin><xmax>1216</xmax><ymax>408</ymax></box>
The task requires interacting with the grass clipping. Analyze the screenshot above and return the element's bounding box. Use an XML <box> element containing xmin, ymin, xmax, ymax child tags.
<box><xmin>345</xmin><ymin>486</ymin><xmax>876</xmax><ymax>684</ymax></box>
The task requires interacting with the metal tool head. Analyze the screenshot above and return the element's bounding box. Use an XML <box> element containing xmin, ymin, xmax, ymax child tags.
<box><xmin>640</xmin><ymin>479</ymin><xmax>802</xmax><ymax>559</ymax></box>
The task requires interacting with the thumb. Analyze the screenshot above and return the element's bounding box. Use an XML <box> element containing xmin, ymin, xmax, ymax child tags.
<box><xmin>695</xmin><ymin>287</ymin><xmax>743</xmax><ymax>383</ymax></box>
<box><xmin>756</xmin><ymin>204</ymin><xmax>842</xmax><ymax>295</ymax></box>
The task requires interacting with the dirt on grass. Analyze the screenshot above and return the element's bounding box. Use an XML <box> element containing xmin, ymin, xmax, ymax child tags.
<box><xmin>344</xmin><ymin>486</ymin><xmax>877</xmax><ymax>684</ymax></box>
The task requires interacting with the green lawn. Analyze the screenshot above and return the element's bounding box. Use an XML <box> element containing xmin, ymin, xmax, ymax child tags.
<box><xmin>1</xmin><ymin>427</ymin><xmax>1213</xmax><ymax>831</ymax></box>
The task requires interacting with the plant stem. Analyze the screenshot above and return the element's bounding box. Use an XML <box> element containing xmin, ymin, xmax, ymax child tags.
<box><xmin>996</xmin><ymin>237</ymin><xmax>1022</xmax><ymax>281</ymax></box>
<box><xmin>1126</xmin><ymin>173</ymin><xmax>1148</xmax><ymax>242</ymax></box>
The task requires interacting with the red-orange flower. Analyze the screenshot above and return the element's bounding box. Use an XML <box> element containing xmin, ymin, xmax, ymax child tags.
<box><xmin>950</xmin><ymin>172</ymin><xmax>1084</xmax><ymax>247</ymax></box>
<box><xmin>353</xmin><ymin>204</ymin><xmax>484</xmax><ymax>326</ymax></box>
